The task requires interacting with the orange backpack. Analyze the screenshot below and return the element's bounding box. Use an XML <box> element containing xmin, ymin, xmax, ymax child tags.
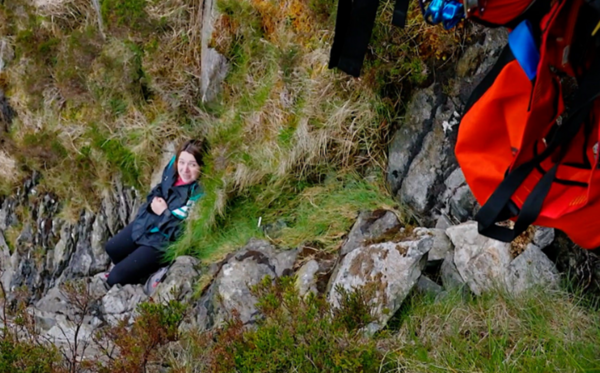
<box><xmin>456</xmin><ymin>0</ymin><xmax>600</xmax><ymax>248</ymax></box>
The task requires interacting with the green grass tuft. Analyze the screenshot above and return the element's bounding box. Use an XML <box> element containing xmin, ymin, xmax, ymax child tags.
<box><xmin>168</xmin><ymin>171</ymin><xmax>398</xmax><ymax>261</ymax></box>
<box><xmin>387</xmin><ymin>288</ymin><xmax>600</xmax><ymax>372</ymax></box>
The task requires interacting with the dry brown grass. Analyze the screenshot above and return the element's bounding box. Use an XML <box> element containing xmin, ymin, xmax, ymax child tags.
<box><xmin>0</xmin><ymin>150</ymin><xmax>18</xmax><ymax>183</ymax></box>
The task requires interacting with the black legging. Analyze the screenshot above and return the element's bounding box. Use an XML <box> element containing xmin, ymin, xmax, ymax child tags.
<box><xmin>105</xmin><ymin>223</ymin><xmax>165</xmax><ymax>286</ymax></box>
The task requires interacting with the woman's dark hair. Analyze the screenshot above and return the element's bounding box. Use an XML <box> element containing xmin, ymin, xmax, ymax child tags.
<box><xmin>174</xmin><ymin>139</ymin><xmax>207</xmax><ymax>177</ymax></box>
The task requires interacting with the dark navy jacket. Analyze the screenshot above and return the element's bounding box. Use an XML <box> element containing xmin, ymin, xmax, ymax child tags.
<box><xmin>131</xmin><ymin>157</ymin><xmax>203</xmax><ymax>251</ymax></box>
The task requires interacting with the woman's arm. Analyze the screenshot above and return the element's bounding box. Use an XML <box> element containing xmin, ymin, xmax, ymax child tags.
<box><xmin>145</xmin><ymin>156</ymin><xmax>176</xmax><ymax>206</ymax></box>
<box><xmin>155</xmin><ymin>187</ymin><xmax>204</xmax><ymax>240</ymax></box>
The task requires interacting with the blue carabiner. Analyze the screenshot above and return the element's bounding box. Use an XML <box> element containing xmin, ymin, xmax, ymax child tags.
<box><xmin>423</xmin><ymin>0</ymin><xmax>465</xmax><ymax>30</ymax></box>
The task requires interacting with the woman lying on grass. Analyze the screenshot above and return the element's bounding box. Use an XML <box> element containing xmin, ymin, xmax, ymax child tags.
<box><xmin>104</xmin><ymin>139</ymin><xmax>205</xmax><ymax>287</ymax></box>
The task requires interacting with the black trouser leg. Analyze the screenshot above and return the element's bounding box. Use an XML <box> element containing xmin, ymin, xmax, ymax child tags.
<box><xmin>106</xmin><ymin>245</ymin><xmax>164</xmax><ymax>286</ymax></box>
<box><xmin>105</xmin><ymin>222</ymin><xmax>137</xmax><ymax>265</ymax></box>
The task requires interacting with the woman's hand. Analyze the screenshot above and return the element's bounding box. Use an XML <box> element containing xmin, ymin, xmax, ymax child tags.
<box><xmin>151</xmin><ymin>197</ymin><xmax>168</xmax><ymax>215</ymax></box>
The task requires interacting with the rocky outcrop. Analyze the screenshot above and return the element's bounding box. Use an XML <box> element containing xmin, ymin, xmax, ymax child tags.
<box><xmin>328</xmin><ymin>230</ymin><xmax>433</xmax><ymax>332</ymax></box>
<box><xmin>152</xmin><ymin>256</ymin><xmax>201</xmax><ymax>301</ymax></box>
<box><xmin>193</xmin><ymin>239</ymin><xmax>297</xmax><ymax>329</ymax></box>
<box><xmin>387</xmin><ymin>28</ymin><xmax>507</xmax><ymax>226</ymax></box>
<box><xmin>341</xmin><ymin>209</ymin><xmax>401</xmax><ymax>256</ymax></box>
<box><xmin>200</xmin><ymin>0</ymin><xmax>228</xmax><ymax>102</ymax></box>
<box><xmin>387</xmin><ymin>86</ymin><xmax>442</xmax><ymax>197</ymax></box>
<box><xmin>0</xmin><ymin>186</ymin><xmax>587</xmax><ymax>359</ymax></box>
<box><xmin>445</xmin><ymin>222</ymin><xmax>558</xmax><ymax>295</ymax></box>
<box><xmin>0</xmin><ymin>176</ymin><xmax>139</xmax><ymax>302</ymax></box>
<box><xmin>295</xmin><ymin>259</ymin><xmax>319</xmax><ymax>297</ymax></box>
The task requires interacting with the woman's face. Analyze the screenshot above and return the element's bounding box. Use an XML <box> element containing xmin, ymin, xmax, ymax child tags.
<box><xmin>177</xmin><ymin>151</ymin><xmax>201</xmax><ymax>183</ymax></box>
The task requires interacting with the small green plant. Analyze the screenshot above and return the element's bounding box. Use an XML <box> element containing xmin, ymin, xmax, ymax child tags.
<box><xmin>391</xmin><ymin>288</ymin><xmax>600</xmax><ymax>372</ymax></box>
<box><xmin>170</xmin><ymin>171</ymin><xmax>398</xmax><ymax>261</ymax></box>
<box><xmin>0</xmin><ymin>339</ymin><xmax>65</xmax><ymax>373</ymax></box>
<box><xmin>196</xmin><ymin>276</ymin><xmax>387</xmax><ymax>373</ymax></box>
<box><xmin>100</xmin><ymin>0</ymin><xmax>150</xmax><ymax>31</ymax></box>
<box><xmin>0</xmin><ymin>281</ymin><xmax>67</xmax><ymax>373</ymax></box>
<box><xmin>332</xmin><ymin>284</ymin><xmax>376</xmax><ymax>332</ymax></box>
<box><xmin>96</xmin><ymin>299</ymin><xmax>186</xmax><ymax>373</ymax></box>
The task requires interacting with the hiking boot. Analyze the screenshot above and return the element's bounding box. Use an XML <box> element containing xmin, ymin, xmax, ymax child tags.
<box><xmin>144</xmin><ymin>266</ymin><xmax>169</xmax><ymax>296</ymax></box>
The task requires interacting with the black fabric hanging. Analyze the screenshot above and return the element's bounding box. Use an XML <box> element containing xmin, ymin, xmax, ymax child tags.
<box><xmin>329</xmin><ymin>0</ymin><xmax>410</xmax><ymax>77</ymax></box>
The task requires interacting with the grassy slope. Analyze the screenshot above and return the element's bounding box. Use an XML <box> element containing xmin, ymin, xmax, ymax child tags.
<box><xmin>170</xmin><ymin>279</ymin><xmax>600</xmax><ymax>372</ymax></box>
<box><xmin>2</xmin><ymin>2</ymin><xmax>600</xmax><ymax>372</ymax></box>
<box><xmin>0</xmin><ymin>0</ymin><xmax>467</xmax><ymax>259</ymax></box>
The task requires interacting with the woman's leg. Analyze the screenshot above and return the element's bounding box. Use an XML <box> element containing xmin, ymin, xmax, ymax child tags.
<box><xmin>104</xmin><ymin>223</ymin><xmax>137</xmax><ymax>265</ymax></box>
<box><xmin>106</xmin><ymin>245</ymin><xmax>164</xmax><ymax>286</ymax></box>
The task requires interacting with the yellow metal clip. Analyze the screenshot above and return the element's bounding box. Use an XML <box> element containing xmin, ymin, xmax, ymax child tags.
<box><xmin>592</xmin><ymin>20</ymin><xmax>600</xmax><ymax>36</ymax></box>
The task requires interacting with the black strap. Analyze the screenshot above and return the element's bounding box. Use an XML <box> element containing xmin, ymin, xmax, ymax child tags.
<box><xmin>328</xmin><ymin>0</ymin><xmax>381</xmax><ymax>77</ymax></box>
<box><xmin>329</xmin><ymin>0</ymin><xmax>408</xmax><ymax>77</ymax></box>
<box><xmin>329</xmin><ymin>0</ymin><xmax>353</xmax><ymax>73</ymax></box>
<box><xmin>392</xmin><ymin>0</ymin><xmax>410</xmax><ymax>28</ymax></box>
<box><xmin>587</xmin><ymin>0</ymin><xmax>600</xmax><ymax>13</ymax></box>
<box><xmin>475</xmin><ymin>55</ymin><xmax>600</xmax><ymax>241</ymax></box>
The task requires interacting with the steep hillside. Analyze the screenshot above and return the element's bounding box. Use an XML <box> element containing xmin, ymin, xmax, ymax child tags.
<box><xmin>0</xmin><ymin>0</ymin><xmax>467</xmax><ymax>260</ymax></box>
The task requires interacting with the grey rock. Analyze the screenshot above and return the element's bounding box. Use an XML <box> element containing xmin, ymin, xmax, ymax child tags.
<box><xmin>449</xmin><ymin>185</ymin><xmax>477</xmax><ymax>222</ymax></box>
<box><xmin>456</xmin><ymin>28</ymin><xmax>508</xmax><ymax>104</ymax></box>
<box><xmin>507</xmin><ymin>244</ymin><xmax>559</xmax><ymax>294</ymax></box>
<box><xmin>101</xmin><ymin>188</ymin><xmax>120</xmax><ymax>237</ymax></box>
<box><xmin>10</xmin><ymin>226</ymin><xmax>47</xmax><ymax>301</ymax></box>
<box><xmin>201</xmin><ymin>0</ymin><xmax>228</xmax><ymax>102</ymax></box>
<box><xmin>328</xmin><ymin>235</ymin><xmax>433</xmax><ymax>332</ymax></box>
<box><xmin>36</xmin><ymin>287</ymin><xmax>70</xmax><ymax>315</ymax></box>
<box><xmin>424</xmin><ymin>228</ymin><xmax>453</xmax><ymax>262</ymax></box>
<box><xmin>0</xmin><ymin>198</ymin><xmax>16</xmax><ymax>231</ymax></box>
<box><xmin>1</xmin><ymin>251</ymin><xmax>17</xmax><ymax>294</ymax></box>
<box><xmin>399</xmin><ymin>122</ymin><xmax>447</xmax><ymax>214</ymax></box>
<box><xmin>341</xmin><ymin>210</ymin><xmax>401</xmax><ymax>256</ymax></box>
<box><xmin>438</xmin><ymin>168</ymin><xmax>477</xmax><ymax>223</ymax></box>
<box><xmin>533</xmin><ymin>227</ymin><xmax>555</xmax><ymax>249</ymax></box>
<box><xmin>446</xmin><ymin>222</ymin><xmax>512</xmax><ymax>295</ymax></box>
<box><xmin>295</xmin><ymin>260</ymin><xmax>319</xmax><ymax>297</ymax></box>
<box><xmin>16</xmin><ymin>223</ymin><xmax>34</xmax><ymax>249</ymax></box>
<box><xmin>455</xmin><ymin>28</ymin><xmax>508</xmax><ymax>80</ymax></box>
<box><xmin>416</xmin><ymin>276</ymin><xmax>443</xmax><ymax>296</ymax></box>
<box><xmin>102</xmin><ymin>284</ymin><xmax>148</xmax><ymax>324</ymax></box>
<box><xmin>153</xmin><ymin>256</ymin><xmax>201</xmax><ymax>303</ymax></box>
<box><xmin>387</xmin><ymin>87</ymin><xmax>436</xmax><ymax>195</ymax></box>
<box><xmin>87</xmin><ymin>273</ymin><xmax>110</xmax><ymax>300</ymax></box>
<box><xmin>68</xmin><ymin>211</ymin><xmax>108</xmax><ymax>277</ymax></box>
<box><xmin>456</xmin><ymin>42</ymin><xmax>485</xmax><ymax>78</ymax></box>
<box><xmin>440</xmin><ymin>252</ymin><xmax>466</xmax><ymax>290</ymax></box>
<box><xmin>195</xmin><ymin>239</ymin><xmax>296</xmax><ymax>329</ymax></box>
<box><xmin>444</xmin><ymin>223</ymin><xmax>560</xmax><ymax>296</ymax></box>
<box><xmin>90</xmin><ymin>210</ymin><xmax>111</xmax><ymax>273</ymax></box>
<box><xmin>0</xmin><ymin>233</ymin><xmax>11</xmax><ymax>290</ymax></box>
<box><xmin>475</xmin><ymin>29</ymin><xmax>509</xmax><ymax>74</ymax></box>
<box><xmin>273</xmin><ymin>249</ymin><xmax>298</xmax><ymax>277</ymax></box>
<box><xmin>47</xmin><ymin>223</ymin><xmax>74</xmax><ymax>280</ymax></box>
<box><xmin>444</xmin><ymin>167</ymin><xmax>466</xmax><ymax>191</ymax></box>
<box><xmin>30</xmin><ymin>308</ymin><xmax>64</xmax><ymax>332</ymax></box>
<box><xmin>0</xmin><ymin>39</ymin><xmax>14</xmax><ymax>73</ymax></box>
<box><xmin>36</xmin><ymin>277</ymin><xmax>108</xmax><ymax>320</ymax></box>
<box><xmin>43</xmin><ymin>316</ymin><xmax>99</xmax><ymax>348</ymax></box>
<box><xmin>435</xmin><ymin>215</ymin><xmax>453</xmax><ymax>230</ymax></box>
